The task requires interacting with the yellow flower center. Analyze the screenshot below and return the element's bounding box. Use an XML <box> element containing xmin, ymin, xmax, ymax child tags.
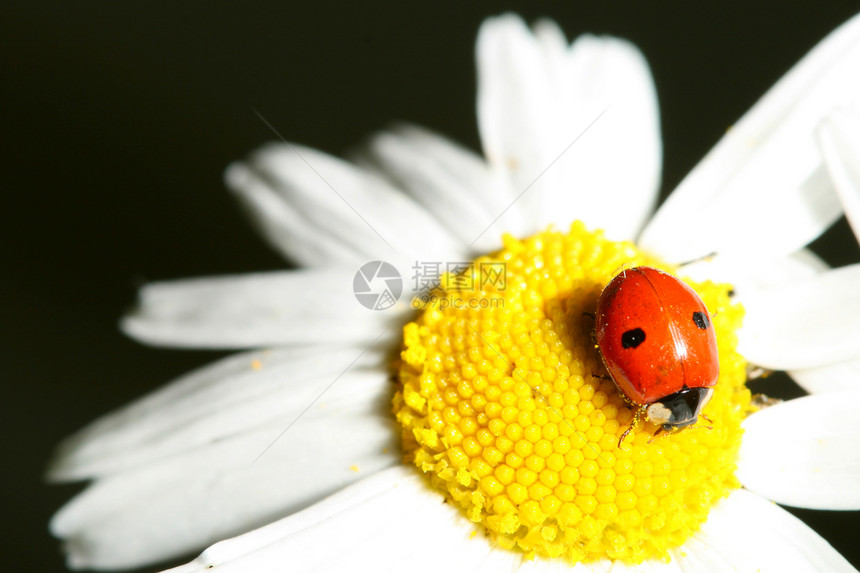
<box><xmin>394</xmin><ymin>222</ymin><xmax>750</xmax><ymax>563</ymax></box>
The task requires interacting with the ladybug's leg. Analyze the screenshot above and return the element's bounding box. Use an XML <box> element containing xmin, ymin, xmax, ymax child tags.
<box><xmin>700</xmin><ymin>413</ymin><xmax>712</xmax><ymax>424</ymax></box>
<box><xmin>677</xmin><ymin>251</ymin><xmax>718</xmax><ymax>268</ymax></box>
<box><xmin>618</xmin><ymin>406</ymin><xmax>645</xmax><ymax>447</ymax></box>
<box><xmin>582</xmin><ymin>311</ymin><xmax>599</xmax><ymax>347</ymax></box>
<box><xmin>647</xmin><ymin>426</ymin><xmax>665</xmax><ymax>444</ymax></box>
<box><xmin>746</xmin><ymin>365</ymin><xmax>771</xmax><ymax>380</ymax></box>
<box><xmin>617</xmin><ymin>423</ymin><xmax>634</xmax><ymax>448</ymax></box>
<box><xmin>611</xmin><ymin>262</ymin><xmax>635</xmax><ymax>279</ymax></box>
<box><xmin>580</xmin><ymin>311</ymin><xmax>601</xmax><ymax>348</ymax></box>
<box><xmin>751</xmin><ymin>393</ymin><xmax>782</xmax><ymax>410</ymax></box>
<box><xmin>591</xmin><ymin>373</ymin><xmax>613</xmax><ymax>382</ymax></box>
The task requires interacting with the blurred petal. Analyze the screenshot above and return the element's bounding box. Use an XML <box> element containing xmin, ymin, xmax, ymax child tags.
<box><xmin>162</xmin><ymin>466</ymin><xmax>679</xmax><ymax>573</ymax></box>
<box><xmin>738</xmin><ymin>263</ymin><xmax>860</xmax><ymax>369</ymax></box>
<box><xmin>225</xmin><ymin>161</ymin><xmax>357</xmax><ymax>265</ymax></box>
<box><xmin>790</xmin><ymin>356</ymin><xmax>860</xmax><ymax>393</ymax></box>
<box><xmin>121</xmin><ymin>270</ymin><xmax>405</xmax><ymax>349</ymax></box>
<box><xmin>520</xmin><ymin>556</ymin><xmax>680</xmax><ymax>573</ymax></box>
<box><xmin>162</xmin><ymin>468</ymin><xmax>850</xmax><ymax>573</ymax></box>
<box><xmin>162</xmin><ymin>467</ymin><xmax>485</xmax><ymax>573</ymax></box>
<box><xmin>227</xmin><ymin>143</ymin><xmax>465</xmax><ymax>266</ymax></box>
<box><xmin>355</xmin><ymin>124</ymin><xmax>527</xmax><ymax>253</ymax></box>
<box><xmin>818</xmin><ymin>106</ymin><xmax>860</xmax><ymax>243</ymax></box>
<box><xmin>640</xmin><ymin>15</ymin><xmax>860</xmax><ymax>262</ymax></box>
<box><xmin>678</xmin><ymin>248</ymin><xmax>828</xmax><ymax>294</ymax></box>
<box><xmin>737</xmin><ymin>392</ymin><xmax>860</xmax><ymax>510</ymax></box>
<box><xmin>477</xmin><ymin>14</ymin><xmax>661</xmax><ymax>241</ymax></box>
<box><xmin>49</xmin><ymin>345</ymin><xmax>386</xmax><ymax>480</ymax></box>
<box><xmin>673</xmin><ymin>489</ymin><xmax>857</xmax><ymax>571</ymax></box>
<box><xmin>51</xmin><ymin>376</ymin><xmax>397</xmax><ymax>569</ymax></box>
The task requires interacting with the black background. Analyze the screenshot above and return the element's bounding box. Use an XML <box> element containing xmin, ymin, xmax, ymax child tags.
<box><xmin>6</xmin><ymin>2</ymin><xmax>860</xmax><ymax>571</ymax></box>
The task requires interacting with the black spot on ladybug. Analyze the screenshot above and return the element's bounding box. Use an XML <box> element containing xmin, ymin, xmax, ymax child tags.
<box><xmin>692</xmin><ymin>311</ymin><xmax>710</xmax><ymax>330</ymax></box>
<box><xmin>621</xmin><ymin>328</ymin><xmax>646</xmax><ymax>349</ymax></box>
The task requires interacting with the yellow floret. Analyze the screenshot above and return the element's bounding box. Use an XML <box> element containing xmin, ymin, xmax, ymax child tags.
<box><xmin>394</xmin><ymin>221</ymin><xmax>750</xmax><ymax>564</ymax></box>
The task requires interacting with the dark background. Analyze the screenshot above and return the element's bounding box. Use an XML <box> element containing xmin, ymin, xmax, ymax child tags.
<box><xmin>6</xmin><ymin>2</ymin><xmax>860</xmax><ymax>571</ymax></box>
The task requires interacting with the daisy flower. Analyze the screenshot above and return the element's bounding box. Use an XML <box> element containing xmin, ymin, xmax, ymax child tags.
<box><xmin>49</xmin><ymin>12</ymin><xmax>860</xmax><ymax>572</ymax></box>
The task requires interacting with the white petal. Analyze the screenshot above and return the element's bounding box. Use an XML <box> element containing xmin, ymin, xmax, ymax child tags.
<box><xmin>738</xmin><ymin>263</ymin><xmax>860</xmax><ymax>369</ymax></box>
<box><xmin>640</xmin><ymin>15</ymin><xmax>860</xmax><ymax>263</ymax></box>
<box><xmin>476</xmin><ymin>14</ymin><xmax>661</xmax><ymax>241</ymax></box>
<box><xmin>355</xmin><ymin>124</ymin><xmax>528</xmax><ymax>253</ymax></box>
<box><xmin>520</xmin><ymin>556</ymin><xmax>681</xmax><ymax>573</ymax></box>
<box><xmin>121</xmin><ymin>269</ymin><xmax>406</xmax><ymax>349</ymax></box>
<box><xmin>228</xmin><ymin>142</ymin><xmax>466</xmax><ymax>266</ymax></box>
<box><xmin>677</xmin><ymin>248</ymin><xmax>828</xmax><ymax>294</ymax></box>
<box><xmin>737</xmin><ymin>391</ymin><xmax>860</xmax><ymax>510</ymax></box>
<box><xmin>52</xmin><ymin>381</ymin><xmax>398</xmax><ymax>569</ymax></box>
<box><xmin>606</xmin><ymin>561</ymin><xmax>682</xmax><ymax>573</ymax></box>
<box><xmin>161</xmin><ymin>467</ymin><xmax>482</xmax><ymax>573</ymax></box>
<box><xmin>161</xmin><ymin>466</ymin><xmax>640</xmax><ymax>573</ymax></box>
<box><xmin>49</xmin><ymin>345</ymin><xmax>387</xmax><ymax>480</ymax></box>
<box><xmin>790</xmin><ymin>355</ymin><xmax>860</xmax><ymax>394</ymax></box>
<box><xmin>818</xmin><ymin>106</ymin><xmax>860</xmax><ymax>244</ymax></box>
<box><xmin>225</xmin><ymin>161</ymin><xmax>358</xmax><ymax>266</ymax></box>
<box><xmin>672</xmin><ymin>488</ymin><xmax>856</xmax><ymax>572</ymax></box>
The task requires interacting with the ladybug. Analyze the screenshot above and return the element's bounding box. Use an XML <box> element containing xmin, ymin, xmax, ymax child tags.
<box><xmin>594</xmin><ymin>266</ymin><xmax>719</xmax><ymax>445</ymax></box>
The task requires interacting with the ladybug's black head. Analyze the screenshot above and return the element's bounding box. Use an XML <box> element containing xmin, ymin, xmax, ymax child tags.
<box><xmin>645</xmin><ymin>386</ymin><xmax>713</xmax><ymax>430</ymax></box>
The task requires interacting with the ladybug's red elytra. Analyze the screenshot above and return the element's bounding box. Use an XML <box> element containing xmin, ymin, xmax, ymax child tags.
<box><xmin>595</xmin><ymin>266</ymin><xmax>719</xmax><ymax>445</ymax></box>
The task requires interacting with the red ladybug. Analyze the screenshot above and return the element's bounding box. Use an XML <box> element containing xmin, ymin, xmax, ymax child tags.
<box><xmin>595</xmin><ymin>266</ymin><xmax>719</xmax><ymax>445</ymax></box>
